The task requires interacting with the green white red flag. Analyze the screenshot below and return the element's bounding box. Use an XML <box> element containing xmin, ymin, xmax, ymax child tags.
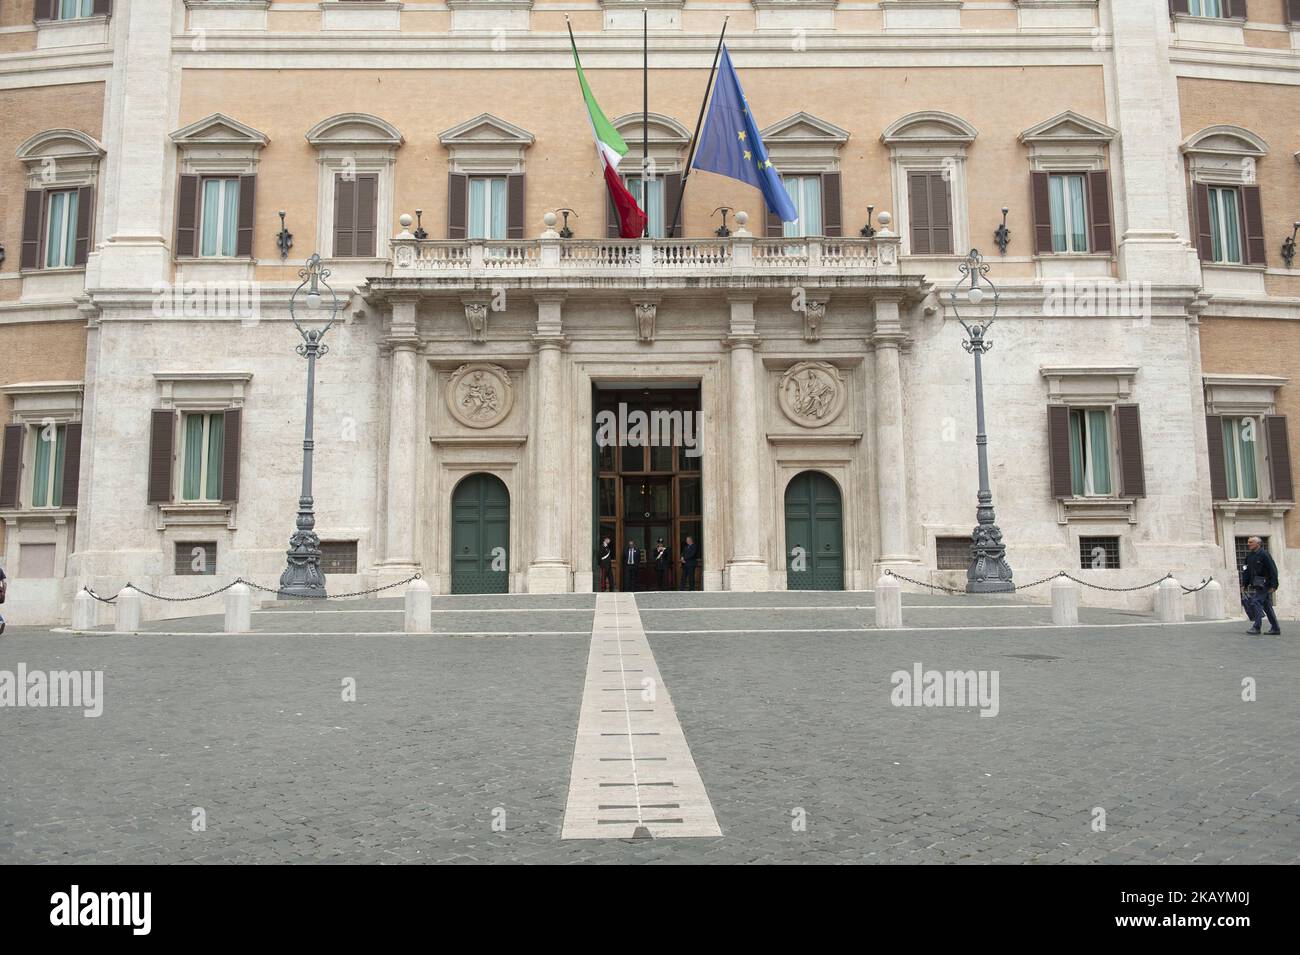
<box><xmin>569</xmin><ymin>33</ymin><xmax>647</xmax><ymax>239</ymax></box>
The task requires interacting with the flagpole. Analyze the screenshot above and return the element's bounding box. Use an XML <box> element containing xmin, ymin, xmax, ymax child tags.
<box><xmin>643</xmin><ymin>8</ymin><xmax>649</xmax><ymax>238</ymax></box>
<box><xmin>667</xmin><ymin>16</ymin><xmax>728</xmax><ymax>239</ymax></box>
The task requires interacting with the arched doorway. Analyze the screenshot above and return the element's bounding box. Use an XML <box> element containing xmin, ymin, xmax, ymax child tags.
<box><xmin>451</xmin><ymin>473</ymin><xmax>510</xmax><ymax>594</ymax></box>
<box><xmin>784</xmin><ymin>470</ymin><xmax>844</xmax><ymax>590</ymax></box>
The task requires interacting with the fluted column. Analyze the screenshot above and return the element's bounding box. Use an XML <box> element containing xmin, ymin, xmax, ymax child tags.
<box><xmin>871</xmin><ymin>299</ymin><xmax>912</xmax><ymax>567</ymax></box>
<box><xmin>527</xmin><ymin>294</ymin><xmax>572</xmax><ymax>593</ymax></box>
<box><xmin>381</xmin><ymin>299</ymin><xmax>420</xmax><ymax>572</ymax></box>
<box><xmin>725</xmin><ymin>296</ymin><xmax>767</xmax><ymax>591</ymax></box>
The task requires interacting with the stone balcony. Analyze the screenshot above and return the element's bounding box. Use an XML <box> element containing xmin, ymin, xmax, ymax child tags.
<box><xmin>380</xmin><ymin>232</ymin><xmax>908</xmax><ymax>294</ymax></box>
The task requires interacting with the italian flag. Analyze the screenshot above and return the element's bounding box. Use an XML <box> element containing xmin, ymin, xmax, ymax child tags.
<box><xmin>570</xmin><ymin>35</ymin><xmax>647</xmax><ymax>239</ymax></box>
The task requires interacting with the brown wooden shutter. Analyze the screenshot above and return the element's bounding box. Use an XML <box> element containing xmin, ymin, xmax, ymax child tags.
<box><xmin>930</xmin><ymin>174</ymin><xmax>953</xmax><ymax>254</ymax></box>
<box><xmin>1205</xmin><ymin>414</ymin><xmax>1229</xmax><ymax>501</ymax></box>
<box><xmin>92</xmin><ymin>0</ymin><xmax>111</xmax><ymax>14</ymax></box>
<box><xmin>21</xmin><ymin>190</ymin><xmax>43</xmax><ymax>270</ymax></box>
<box><xmin>766</xmin><ymin>202</ymin><xmax>783</xmax><ymax>237</ymax></box>
<box><xmin>34</xmin><ymin>0</ymin><xmax>58</xmax><ymax>21</ymax></box>
<box><xmin>1193</xmin><ymin>183</ymin><xmax>1214</xmax><ymax>261</ymax></box>
<box><xmin>820</xmin><ymin>172</ymin><xmax>842</xmax><ymax>238</ymax></box>
<box><xmin>1087</xmin><ymin>170</ymin><xmax>1113</xmax><ymax>254</ymax></box>
<box><xmin>1265</xmin><ymin>415</ymin><xmax>1294</xmax><ymax>502</ymax></box>
<box><xmin>333</xmin><ymin>176</ymin><xmax>355</xmax><ymax>257</ymax></box>
<box><xmin>1289</xmin><ymin>0</ymin><xmax>1300</xmax><ymax>25</ymax></box>
<box><xmin>1241</xmin><ymin>184</ymin><xmax>1266</xmax><ymax>266</ymax></box>
<box><xmin>0</xmin><ymin>424</ymin><xmax>23</xmax><ymax>509</ymax></box>
<box><xmin>1169</xmin><ymin>0</ymin><xmax>1190</xmax><ymax>14</ymax></box>
<box><xmin>1115</xmin><ymin>404</ymin><xmax>1146</xmax><ymax>498</ymax></box>
<box><xmin>607</xmin><ymin>188</ymin><xmax>620</xmax><ymax>238</ymax></box>
<box><xmin>354</xmin><ymin>173</ymin><xmax>377</xmax><ymax>256</ymax></box>
<box><xmin>221</xmin><ymin>408</ymin><xmax>241</xmax><ymax>503</ymax></box>
<box><xmin>506</xmin><ymin>173</ymin><xmax>525</xmax><ymax>240</ymax></box>
<box><xmin>235</xmin><ymin>174</ymin><xmax>256</xmax><ymax>258</ymax></box>
<box><xmin>175</xmin><ymin>174</ymin><xmax>199</xmax><ymax>258</ymax></box>
<box><xmin>1047</xmin><ymin>405</ymin><xmax>1073</xmax><ymax>498</ymax></box>
<box><xmin>60</xmin><ymin>422</ymin><xmax>82</xmax><ymax>507</ymax></box>
<box><xmin>908</xmin><ymin>172</ymin><xmax>931</xmax><ymax>254</ymax></box>
<box><xmin>447</xmin><ymin>173</ymin><xmax>467</xmax><ymax>240</ymax></box>
<box><xmin>1031</xmin><ymin>171</ymin><xmax>1053</xmax><ymax>255</ymax></box>
<box><xmin>1224</xmin><ymin>0</ymin><xmax>1246</xmax><ymax>18</ymax></box>
<box><xmin>663</xmin><ymin>172</ymin><xmax>683</xmax><ymax>238</ymax></box>
<box><xmin>148</xmin><ymin>410</ymin><xmax>175</xmax><ymax>504</ymax></box>
<box><xmin>73</xmin><ymin>185</ymin><xmax>94</xmax><ymax>266</ymax></box>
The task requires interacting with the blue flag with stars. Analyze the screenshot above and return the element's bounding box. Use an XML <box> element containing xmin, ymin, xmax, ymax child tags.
<box><xmin>692</xmin><ymin>45</ymin><xmax>799</xmax><ymax>222</ymax></box>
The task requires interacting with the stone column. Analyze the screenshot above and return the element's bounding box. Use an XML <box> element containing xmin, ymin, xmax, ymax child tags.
<box><xmin>381</xmin><ymin>299</ymin><xmax>421</xmax><ymax>573</ymax></box>
<box><xmin>527</xmin><ymin>295</ymin><xmax>572</xmax><ymax>593</ymax></box>
<box><xmin>89</xmin><ymin>0</ymin><xmax>176</xmax><ymax>289</ymax></box>
<box><xmin>1105</xmin><ymin>1</ymin><xmax>1201</xmax><ymax>286</ymax></box>
<box><xmin>871</xmin><ymin>299</ymin><xmax>913</xmax><ymax>568</ymax></box>
<box><xmin>724</xmin><ymin>296</ymin><xmax>768</xmax><ymax>591</ymax></box>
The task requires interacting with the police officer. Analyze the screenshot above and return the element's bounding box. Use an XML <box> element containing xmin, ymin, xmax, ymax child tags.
<box><xmin>1240</xmin><ymin>536</ymin><xmax>1281</xmax><ymax>635</ymax></box>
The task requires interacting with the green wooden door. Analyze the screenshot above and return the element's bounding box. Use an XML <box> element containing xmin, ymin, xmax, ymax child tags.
<box><xmin>451</xmin><ymin>473</ymin><xmax>510</xmax><ymax>594</ymax></box>
<box><xmin>784</xmin><ymin>470</ymin><xmax>844</xmax><ymax>591</ymax></box>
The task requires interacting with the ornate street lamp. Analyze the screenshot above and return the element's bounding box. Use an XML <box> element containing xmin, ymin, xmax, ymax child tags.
<box><xmin>279</xmin><ymin>253</ymin><xmax>341</xmax><ymax>598</ymax></box>
<box><xmin>949</xmin><ymin>249</ymin><xmax>1015</xmax><ymax>594</ymax></box>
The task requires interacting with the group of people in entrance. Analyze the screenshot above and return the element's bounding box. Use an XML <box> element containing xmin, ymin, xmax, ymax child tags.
<box><xmin>598</xmin><ymin>536</ymin><xmax>700</xmax><ymax>591</ymax></box>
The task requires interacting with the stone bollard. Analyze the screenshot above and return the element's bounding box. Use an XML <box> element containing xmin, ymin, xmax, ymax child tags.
<box><xmin>114</xmin><ymin>586</ymin><xmax>142</xmax><ymax>633</ymax></box>
<box><xmin>72</xmin><ymin>590</ymin><xmax>98</xmax><ymax>631</ymax></box>
<box><xmin>874</xmin><ymin>574</ymin><xmax>902</xmax><ymax>629</ymax></box>
<box><xmin>1050</xmin><ymin>575</ymin><xmax>1080</xmax><ymax>627</ymax></box>
<box><xmin>1155</xmin><ymin>577</ymin><xmax>1185</xmax><ymax>623</ymax></box>
<box><xmin>225</xmin><ymin>582</ymin><xmax>252</xmax><ymax>634</ymax></box>
<box><xmin>405</xmin><ymin>577</ymin><xmax>432</xmax><ymax>633</ymax></box>
<box><xmin>1196</xmin><ymin>579</ymin><xmax>1226</xmax><ymax>621</ymax></box>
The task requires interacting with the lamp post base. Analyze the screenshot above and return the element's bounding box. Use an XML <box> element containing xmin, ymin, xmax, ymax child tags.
<box><xmin>967</xmin><ymin>500</ymin><xmax>1015</xmax><ymax>594</ymax></box>
<box><xmin>280</xmin><ymin>525</ymin><xmax>327</xmax><ymax>599</ymax></box>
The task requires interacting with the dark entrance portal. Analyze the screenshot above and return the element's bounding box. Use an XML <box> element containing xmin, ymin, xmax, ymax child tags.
<box><xmin>593</xmin><ymin>386</ymin><xmax>702</xmax><ymax>592</ymax></box>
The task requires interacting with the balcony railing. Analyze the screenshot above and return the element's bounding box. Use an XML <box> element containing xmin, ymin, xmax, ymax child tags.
<box><xmin>388</xmin><ymin>234</ymin><xmax>902</xmax><ymax>278</ymax></box>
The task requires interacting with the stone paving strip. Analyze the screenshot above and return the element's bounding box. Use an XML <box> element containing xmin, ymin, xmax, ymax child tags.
<box><xmin>562</xmin><ymin>593</ymin><xmax>722</xmax><ymax>840</ymax></box>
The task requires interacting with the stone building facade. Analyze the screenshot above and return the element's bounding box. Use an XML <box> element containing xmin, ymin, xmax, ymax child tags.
<box><xmin>0</xmin><ymin>0</ymin><xmax>1297</xmax><ymax>623</ymax></box>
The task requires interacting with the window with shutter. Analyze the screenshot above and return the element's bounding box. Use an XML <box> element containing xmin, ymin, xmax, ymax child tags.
<box><xmin>0</xmin><ymin>425</ymin><xmax>24</xmax><ymax>509</ymax></box>
<box><xmin>1047</xmin><ymin>405</ymin><xmax>1073</xmax><ymax>499</ymax></box>
<box><xmin>222</xmin><ymin>408</ymin><xmax>242</xmax><ymax>504</ymax></box>
<box><xmin>906</xmin><ymin>172</ymin><xmax>952</xmax><ymax>255</ymax></box>
<box><xmin>1115</xmin><ymin>404</ymin><xmax>1146</xmax><ymax>498</ymax></box>
<box><xmin>332</xmin><ymin>174</ymin><xmax>378</xmax><ymax>257</ymax></box>
<box><xmin>1205</xmin><ymin>414</ymin><xmax>1230</xmax><ymax>501</ymax></box>
<box><xmin>1265</xmin><ymin>416</ymin><xmax>1294</xmax><ymax>502</ymax></box>
<box><xmin>175</xmin><ymin>174</ymin><xmax>200</xmax><ymax>258</ymax></box>
<box><xmin>148</xmin><ymin>410</ymin><xmax>175</xmax><ymax>505</ymax></box>
<box><xmin>20</xmin><ymin>191</ymin><xmax>43</xmax><ymax>270</ymax></box>
<box><xmin>448</xmin><ymin>172</ymin><xmax>468</xmax><ymax>240</ymax></box>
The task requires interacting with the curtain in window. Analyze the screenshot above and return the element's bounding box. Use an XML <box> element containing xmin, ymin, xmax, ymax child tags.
<box><xmin>59</xmin><ymin>0</ymin><xmax>93</xmax><ymax>19</ymax></box>
<box><xmin>468</xmin><ymin>178</ymin><xmax>508</xmax><ymax>240</ymax></box>
<box><xmin>201</xmin><ymin>180</ymin><xmax>222</xmax><ymax>257</ymax></box>
<box><xmin>1222</xmin><ymin>418</ymin><xmax>1258</xmax><ymax>499</ymax></box>
<box><xmin>221</xmin><ymin>181</ymin><xmax>239</xmax><ymax>257</ymax></box>
<box><xmin>1069</xmin><ymin>410</ymin><xmax>1085</xmax><ymax>495</ymax></box>
<box><xmin>205</xmin><ymin>413</ymin><xmax>224</xmax><ymax>500</ymax></box>
<box><xmin>1222</xmin><ymin>418</ymin><xmax>1240</xmax><ymax>498</ymax></box>
<box><xmin>183</xmin><ymin>414</ymin><xmax>205</xmax><ymax>500</ymax></box>
<box><xmin>1237</xmin><ymin>420</ymin><xmax>1258</xmax><ymax>498</ymax></box>
<box><xmin>1067</xmin><ymin>177</ymin><xmax>1087</xmax><ymax>252</ymax></box>
<box><xmin>1049</xmin><ymin>176</ymin><xmax>1067</xmax><ymax>253</ymax></box>
<box><xmin>489</xmin><ymin>178</ymin><xmax>507</xmax><ymax>240</ymax></box>
<box><xmin>44</xmin><ymin>191</ymin><xmax>77</xmax><ymax>268</ymax></box>
<box><xmin>1087</xmin><ymin>409</ymin><xmax>1112</xmax><ymax>495</ymax></box>
<box><xmin>629</xmin><ymin>178</ymin><xmax>664</xmax><ymax>238</ymax></box>
<box><xmin>1210</xmin><ymin>188</ymin><xmax>1240</xmax><ymax>264</ymax></box>
<box><xmin>32</xmin><ymin>428</ymin><xmax>51</xmax><ymax>507</ymax></box>
<box><xmin>783</xmin><ymin>177</ymin><xmax>821</xmax><ymax>238</ymax></box>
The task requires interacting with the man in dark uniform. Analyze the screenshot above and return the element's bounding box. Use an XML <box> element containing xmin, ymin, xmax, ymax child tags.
<box><xmin>679</xmin><ymin>536</ymin><xmax>699</xmax><ymax>591</ymax></box>
<box><xmin>598</xmin><ymin>536</ymin><xmax>615</xmax><ymax>592</ymax></box>
<box><xmin>624</xmin><ymin>539</ymin><xmax>640</xmax><ymax>591</ymax></box>
<box><xmin>1240</xmin><ymin>535</ymin><xmax>1281</xmax><ymax>635</ymax></box>
<box><xmin>654</xmin><ymin>538</ymin><xmax>670</xmax><ymax>590</ymax></box>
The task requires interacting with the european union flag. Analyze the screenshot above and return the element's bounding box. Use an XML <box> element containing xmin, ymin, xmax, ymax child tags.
<box><xmin>692</xmin><ymin>45</ymin><xmax>799</xmax><ymax>222</ymax></box>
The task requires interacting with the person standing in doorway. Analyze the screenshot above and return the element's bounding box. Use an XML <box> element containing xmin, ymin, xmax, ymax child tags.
<box><xmin>624</xmin><ymin>538</ymin><xmax>640</xmax><ymax>591</ymax></box>
<box><xmin>1240</xmin><ymin>535</ymin><xmax>1281</xmax><ymax>635</ymax></box>
<box><xmin>654</xmin><ymin>538</ymin><xmax>670</xmax><ymax>590</ymax></box>
<box><xmin>598</xmin><ymin>536</ymin><xmax>615</xmax><ymax>592</ymax></box>
<box><xmin>679</xmin><ymin>536</ymin><xmax>699</xmax><ymax>591</ymax></box>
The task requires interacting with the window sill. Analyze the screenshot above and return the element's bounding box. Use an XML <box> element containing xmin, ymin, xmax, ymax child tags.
<box><xmin>0</xmin><ymin>507</ymin><xmax>76</xmax><ymax>523</ymax></box>
<box><xmin>1056</xmin><ymin>497</ymin><xmax>1136</xmax><ymax>524</ymax></box>
<box><xmin>156</xmin><ymin>502</ymin><xmax>236</xmax><ymax>531</ymax></box>
<box><xmin>1201</xmin><ymin>263</ymin><xmax>1267</xmax><ymax>296</ymax></box>
<box><xmin>1172</xmin><ymin>15</ymin><xmax>1246</xmax><ymax>46</ymax></box>
<box><xmin>35</xmin><ymin>15</ymin><xmax>110</xmax><ymax>51</ymax></box>
<box><xmin>1214</xmin><ymin>500</ymin><xmax>1292</xmax><ymax>518</ymax></box>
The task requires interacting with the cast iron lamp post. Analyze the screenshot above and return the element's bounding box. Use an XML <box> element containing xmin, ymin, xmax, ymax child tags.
<box><xmin>279</xmin><ymin>253</ymin><xmax>340</xmax><ymax>598</ymax></box>
<box><xmin>950</xmin><ymin>249</ymin><xmax>1015</xmax><ymax>594</ymax></box>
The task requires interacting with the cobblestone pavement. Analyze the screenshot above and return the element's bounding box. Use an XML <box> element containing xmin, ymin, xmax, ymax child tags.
<box><xmin>1</xmin><ymin>592</ymin><xmax>1296</xmax><ymax>864</ymax></box>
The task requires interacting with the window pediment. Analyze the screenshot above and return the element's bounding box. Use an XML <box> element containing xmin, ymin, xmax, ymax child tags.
<box><xmin>761</xmin><ymin>111</ymin><xmax>849</xmax><ymax>173</ymax></box>
<box><xmin>306</xmin><ymin>112</ymin><xmax>405</xmax><ymax>149</ymax></box>
<box><xmin>1019</xmin><ymin>110</ymin><xmax>1116</xmax><ymax>147</ymax></box>
<box><xmin>881</xmin><ymin>110</ymin><xmax>977</xmax><ymax>148</ymax></box>
<box><xmin>439</xmin><ymin>113</ymin><xmax>534</xmax><ymax>175</ymax></box>
<box><xmin>16</xmin><ymin>128</ymin><xmax>104</xmax><ymax>188</ymax></box>
<box><xmin>171</xmin><ymin>113</ymin><xmax>269</xmax><ymax>176</ymax></box>
<box><xmin>170</xmin><ymin>113</ymin><xmax>269</xmax><ymax>148</ymax></box>
<box><xmin>1181</xmin><ymin>125</ymin><xmax>1268</xmax><ymax>161</ymax></box>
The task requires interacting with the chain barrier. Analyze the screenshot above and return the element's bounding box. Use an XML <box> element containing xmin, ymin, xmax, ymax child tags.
<box><xmin>885</xmin><ymin>569</ymin><xmax>1214</xmax><ymax>596</ymax></box>
<box><xmin>81</xmin><ymin>573</ymin><xmax>422</xmax><ymax>605</ymax></box>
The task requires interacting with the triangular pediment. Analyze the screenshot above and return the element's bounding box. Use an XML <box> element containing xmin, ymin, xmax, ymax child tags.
<box><xmin>439</xmin><ymin>113</ymin><xmax>535</xmax><ymax>147</ymax></box>
<box><xmin>762</xmin><ymin>112</ymin><xmax>850</xmax><ymax>146</ymax></box>
<box><xmin>1019</xmin><ymin>110</ymin><xmax>1117</xmax><ymax>145</ymax></box>
<box><xmin>170</xmin><ymin>113</ymin><xmax>269</xmax><ymax>147</ymax></box>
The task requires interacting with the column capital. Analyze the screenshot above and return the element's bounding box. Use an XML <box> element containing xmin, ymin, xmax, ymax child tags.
<box><xmin>532</xmin><ymin>333</ymin><xmax>569</xmax><ymax>351</ymax></box>
<box><xmin>724</xmin><ymin>333</ymin><xmax>761</xmax><ymax>350</ymax></box>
